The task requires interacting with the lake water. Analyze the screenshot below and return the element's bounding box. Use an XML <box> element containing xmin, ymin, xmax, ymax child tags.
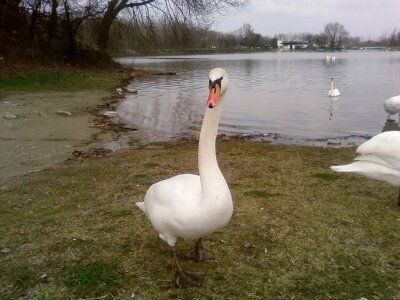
<box><xmin>116</xmin><ymin>51</ymin><xmax>400</xmax><ymax>147</ymax></box>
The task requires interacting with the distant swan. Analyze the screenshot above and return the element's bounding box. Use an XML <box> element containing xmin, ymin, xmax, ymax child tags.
<box><xmin>330</xmin><ymin>131</ymin><xmax>400</xmax><ymax>206</ymax></box>
<box><xmin>383</xmin><ymin>94</ymin><xmax>400</xmax><ymax>120</ymax></box>
<box><xmin>328</xmin><ymin>77</ymin><xmax>341</xmax><ymax>97</ymax></box>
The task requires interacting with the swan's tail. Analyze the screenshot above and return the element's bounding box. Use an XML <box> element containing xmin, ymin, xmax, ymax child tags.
<box><xmin>135</xmin><ymin>201</ymin><xmax>146</xmax><ymax>213</ymax></box>
<box><xmin>330</xmin><ymin>163</ymin><xmax>359</xmax><ymax>173</ymax></box>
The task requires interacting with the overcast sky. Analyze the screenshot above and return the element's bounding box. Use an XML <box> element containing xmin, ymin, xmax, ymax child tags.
<box><xmin>212</xmin><ymin>0</ymin><xmax>400</xmax><ymax>39</ymax></box>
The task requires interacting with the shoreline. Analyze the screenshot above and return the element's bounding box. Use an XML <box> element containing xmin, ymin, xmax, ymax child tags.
<box><xmin>0</xmin><ymin>65</ymin><xmax>377</xmax><ymax>186</ymax></box>
<box><xmin>86</xmin><ymin>71</ymin><xmax>372</xmax><ymax>153</ymax></box>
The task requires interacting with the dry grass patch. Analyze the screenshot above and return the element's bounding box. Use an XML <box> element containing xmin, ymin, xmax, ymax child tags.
<box><xmin>0</xmin><ymin>140</ymin><xmax>399</xmax><ymax>299</ymax></box>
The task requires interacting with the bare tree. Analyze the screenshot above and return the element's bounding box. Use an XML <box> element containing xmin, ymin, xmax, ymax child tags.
<box><xmin>389</xmin><ymin>28</ymin><xmax>399</xmax><ymax>47</ymax></box>
<box><xmin>313</xmin><ymin>33</ymin><xmax>328</xmax><ymax>48</ymax></box>
<box><xmin>97</xmin><ymin>0</ymin><xmax>248</xmax><ymax>53</ymax></box>
<box><xmin>324</xmin><ymin>22</ymin><xmax>349</xmax><ymax>49</ymax></box>
<box><xmin>59</xmin><ymin>0</ymin><xmax>104</xmax><ymax>59</ymax></box>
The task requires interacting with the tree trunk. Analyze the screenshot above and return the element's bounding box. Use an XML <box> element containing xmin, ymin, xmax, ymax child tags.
<box><xmin>97</xmin><ymin>0</ymin><xmax>156</xmax><ymax>53</ymax></box>
<box><xmin>98</xmin><ymin>11</ymin><xmax>117</xmax><ymax>53</ymax></box>
<box><xmin>0</xmin><ymin>0</ymin><xmax>9</xmax><ymax>29</ymax></box>
<box><xmin>48</xmin><ymin>0</ymin><xmax>58</xmax><ymax>41</ymax></box>
<box><xmin>29</xmin><ymin>0</ymin><xmax>41</xmax><ymax>42</ymax></box>
<box><xmin>97</xmin><ymin>0</ymin><xmax>123</xmax><ymax>53</ymax></box>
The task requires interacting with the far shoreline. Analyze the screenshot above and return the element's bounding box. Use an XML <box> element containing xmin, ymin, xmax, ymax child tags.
<box><xmin>113</xmin><ymin>46</ymin><xmax>396</xmax><ymax>58</ymax></box>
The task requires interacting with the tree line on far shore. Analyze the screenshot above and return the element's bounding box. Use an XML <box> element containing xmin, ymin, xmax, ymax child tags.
<box><xmin>1</xmin><ymin>0</ymin><xmax>399</xmax><ymax>66</ymax></box>
<box><xmin>104</xmin><ymin>21</ymin><xmax>400</xmax><ymax>56</ymax></box>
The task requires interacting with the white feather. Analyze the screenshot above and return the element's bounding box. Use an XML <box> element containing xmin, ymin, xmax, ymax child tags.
<box><xmin>330</xmin><ymin>131</ymin><xmax>400</xmax><ymax>187</ymax></box>
<box><xmin>136</xmin><ymin>68</ymin><xmax>233</xmax><ymax>247</ymax></box>
<box><xmin>383</xmin><ymin>94</ymin><xmax>400</xmax><ymax>115</ymax></box>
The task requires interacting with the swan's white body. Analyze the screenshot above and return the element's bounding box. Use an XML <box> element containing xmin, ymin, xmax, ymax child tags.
<box><xmin>383</xmin><ymin>95</ymin><xmax>400</xmax><ymax>117</ymax></box>
<box><xmin>136</xmin><ymin>68</ymin><xmax>233</xmax><ymax>247</ymax></box>
<box><xmin>328</xmin><ymin>77</ymin><xmax>341</xmax><ymax>97</ymax></box>
<box><xmin>330</xmin><ymin>131</ymin><xmax>400</xmax><ymax>187</ymax></box>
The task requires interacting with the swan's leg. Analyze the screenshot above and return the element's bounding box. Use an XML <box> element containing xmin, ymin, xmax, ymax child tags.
<box><xmin>397</xmin><ymin>188</ymin><xmax>400</xmax><ymax>207</ymax></box>
<box><xmin>170</xmin><ymin>246</ymin><xmax>205</xmax><ymax>288</ymax></box>
<box><xmin>186</xmin><ymin>238</ymin><xmax>215</xmax><ymax>262</ymax></box>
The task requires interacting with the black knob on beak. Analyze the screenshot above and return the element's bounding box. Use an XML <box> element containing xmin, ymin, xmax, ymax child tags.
<box><xmin>208</xmin><ymin>103</ymin><xmax>214</xmax><ymax>109</ymax></box>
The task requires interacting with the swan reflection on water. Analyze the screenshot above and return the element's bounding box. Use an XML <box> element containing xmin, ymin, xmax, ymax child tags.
<box><xmin>382</xmin><ymin>119</ymin><xmax>400</xmax><ymax>133</ymax></box>
<box><xmin>328</xmin><ymin>97</ymin><xmax>339</xmax><ymax>120</ymax></box>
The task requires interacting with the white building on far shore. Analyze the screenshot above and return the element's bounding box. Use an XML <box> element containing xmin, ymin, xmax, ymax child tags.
<box><xmin>277</xmin><ymin>40</ymin><xmax>308</xmax><ymax>50</ymax></box>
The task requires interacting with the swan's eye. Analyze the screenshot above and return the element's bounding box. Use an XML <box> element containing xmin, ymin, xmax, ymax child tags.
<box><xmin>209</xmin><ymin>77</ymin><xmax>223</xmax><ymax>90</ymax></box>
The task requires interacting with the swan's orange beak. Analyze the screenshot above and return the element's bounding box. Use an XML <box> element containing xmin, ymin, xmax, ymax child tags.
<box><xmin>207</xmin><ymin>84</ymin><xmax>220</xmax><ymax>109</ymax></box>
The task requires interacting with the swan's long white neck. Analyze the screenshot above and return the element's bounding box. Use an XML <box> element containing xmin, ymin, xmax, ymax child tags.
<box><xmin>198</xmin><ymin>102</ymin><xmax>229</xmax><ymax>201</ymax></box>
<box><xmin>330</xmin><ymin>79</ymin><xmax>334</xmax><ymax>91</ymax></box>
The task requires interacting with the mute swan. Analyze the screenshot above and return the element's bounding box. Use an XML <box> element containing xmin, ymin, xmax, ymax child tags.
<box><xmin>330</xmin><ymin>131</ymin><xmax>400</xmax><ymax>206</ymax></box>
<box><xmin>383</xmin><ymin>94</ymin><xmax>400</xmax><ymax>120</ymax></box>
<box><xmin>328</xmin><ymin>77</ymin><xmax>341</xmax><ymax>97</ymax></box>
<box><xmin>136</xmin><ymin>68</ymin><xmax>233</xmax><ymax>288</ymax></box>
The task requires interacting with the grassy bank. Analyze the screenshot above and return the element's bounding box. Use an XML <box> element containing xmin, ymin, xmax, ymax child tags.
<box><xmin>1</xmin><ymin>140</ymin><xmax>399</xmax><ymax>299</ymax></box>
<box><xmin>0</xmin><ymin>69</ymin><xmax>127</xmax><ymax>92</ymax></box>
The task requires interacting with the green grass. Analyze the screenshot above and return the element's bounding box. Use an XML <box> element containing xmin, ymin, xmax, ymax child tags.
<box><xmin>64</xmin><ymin>261</ymin><xmax>121</xmax><ymax>297</ymax></box>
<box><xmin>244</xmin><ymin>190</ymin><xmax>271</xmax><ymax>198</ymax></box>
<box><xmin>130</xmin><ymin>173</ymin><xmax>153</xmax><ymax>185</ymax></box>
<box><xmin>143</xmin><ymin>161</ymin><xmax>160</xmax><ymax>168</ymax></box>
<box><xmin>312</xmin><ymin>172</ymin><xmax>341</xmax><ymax>181</ymax></box>
<box><xmin>0</xmin><ymin>71</ymin><xmax>123</xmax><ymax>91</ymax></box>
<box><xmin>9</xmin><ymin>266</ymin><xmax>35</xmax><ymax>288</ymax></box>
<box><xmin>0</xmin><ymin>140</ymin><xmax>399</xmax><ymax>299</ymax></box>
<box><xmin>109</xmin><ymin>210</ymin><xmax>133</xmax><ymax>218</ymax></box>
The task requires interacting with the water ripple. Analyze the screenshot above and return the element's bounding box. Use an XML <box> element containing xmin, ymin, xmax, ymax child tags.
<box><xmin>116</xmin><ymin>51</ymin><xmax>400</xmax><ymax>144</ymax></box>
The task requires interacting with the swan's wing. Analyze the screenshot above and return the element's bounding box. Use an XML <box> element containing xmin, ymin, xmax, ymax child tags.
<box><xmin>356</xmin><ymin>131</ymin><xmax>400</xmax><ymax>159</ymax></box>
<box><xmin>354</xmin><ymin>154</ymin><xmax>400</xmax><ymax>170</ymax></box>
<box><xmin>144</xmin><ymin>174</ymin><xmax>201</xmax><ymax>207</ymax></box>
<box><xmin>142</xmin><ymin>174</ymin><xmax>202</xmax><ymax>228</ymax></box>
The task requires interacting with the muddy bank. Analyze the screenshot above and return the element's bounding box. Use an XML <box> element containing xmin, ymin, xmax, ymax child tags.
<box><xmin>0</xmin><ymin>90</ymin><xmax>111</xmax><ymax>184</ymax></box>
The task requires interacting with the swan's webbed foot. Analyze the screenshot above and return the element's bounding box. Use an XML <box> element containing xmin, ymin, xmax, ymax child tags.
<box><xmin>174</xmin><ymin>269</ymin><xmax>205</xmax><ymax>288</ymax></box>
<box><xmin>170</xmin><ymin>245</ymin><xmax>205</xmax><ymax>288</ymax></box>
<box><xmin>186</xmin><ymin>238</ymin><xmax>215</xmax><ymax>262</ymax></box>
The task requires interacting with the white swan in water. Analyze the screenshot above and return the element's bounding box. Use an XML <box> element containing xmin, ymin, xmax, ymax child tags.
<box><xmin>330</xmin><ymin>131</ymin><xmax>400</xmax><ymax>206</ymax></box>
<box><xmin>136</xmin><ymin>68</ymin><xmax>233</xmax><ymax>288</ymax></box>
<box><xmin>383</xmin><ymin>94</ymin><xmax>400</xmax><ymax>120</ymax></box>
<box><xmin>328</xmin><ymin>77</ymin><xmax>341</xmax><ymax>97</ymax></box>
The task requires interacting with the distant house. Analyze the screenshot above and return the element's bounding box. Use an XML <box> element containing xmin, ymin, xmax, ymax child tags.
<box><xmin>277</xmin><ymin>40</ymin><xmax>308</xmax><ymax>50</ymax></box>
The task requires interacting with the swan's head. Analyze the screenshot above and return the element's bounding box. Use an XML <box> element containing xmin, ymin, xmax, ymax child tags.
<box><xmin>207</xmin><ymin>68</ymin><xmax>229</xmax><ymax>109</ymax></box>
